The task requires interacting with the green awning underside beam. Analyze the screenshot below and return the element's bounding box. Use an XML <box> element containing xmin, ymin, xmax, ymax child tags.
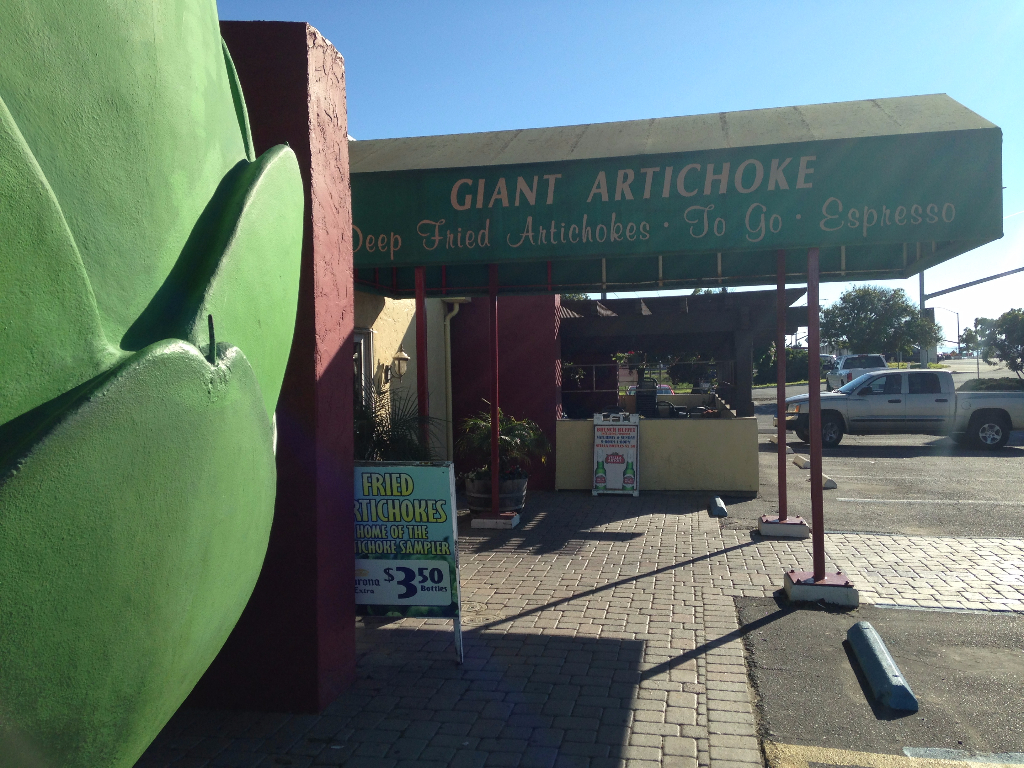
<box><xmin>353</xmin><ymin>239</ymin><xmax>989</xmax><ymax>298</ymax></box>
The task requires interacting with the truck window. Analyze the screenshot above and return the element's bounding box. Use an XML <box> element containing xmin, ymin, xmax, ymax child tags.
<box><xmin>908</xmin><ymin>372</ymin><xmax>942</xmax><ymax>394</ymax></box>
<box><xmin>860</xmin><ymin>374</ymin><xmax>902</xmax><ymax>395</ymax></box>
<box><xmin>868</xmin><ymin>356</ymin><xmax>887</xmax><ymax>368</ymax></box>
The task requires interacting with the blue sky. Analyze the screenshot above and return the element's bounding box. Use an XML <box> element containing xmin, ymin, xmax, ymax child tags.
<box><xmin>218</xmin><ymin>1</ymin><xmax>1024</xmax><ymax>347</ymax></box>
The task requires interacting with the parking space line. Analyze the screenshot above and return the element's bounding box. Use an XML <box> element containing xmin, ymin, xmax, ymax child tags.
<box><xmin>905</xmin><ymin>748</ymin><xmax>1024</xmax><ymax>764</ymax></box>
<box><xmin>825</xmin><ymin>475</ymin><xmax>949</xmax><ymax>480</ymax></box>
<box><xmin>836</xmin><ymin>498</ymin><xmax>1021</xmax><ymax>506</ymax></box>
<box><xmin>766</xmin><ymin>741</ymin><xmax>1024</xmax><ymax>768</ymax></box>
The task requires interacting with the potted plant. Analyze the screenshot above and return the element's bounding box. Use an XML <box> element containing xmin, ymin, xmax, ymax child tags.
<box><xmin>354</xmin><ymin>380</ymin><xmax>438</xmax><ymax>461</ymax></box>
<box><xmin>457</xmin><ymin>406</ymin><xmax>551</xmax><ymax>513</ymax></box>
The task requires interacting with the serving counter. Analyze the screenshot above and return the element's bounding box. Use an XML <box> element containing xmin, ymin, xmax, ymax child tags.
<box><xmin>555</xmin><ymin>395</ymin><xmax>758</xmax><ymax>494</ymax></box>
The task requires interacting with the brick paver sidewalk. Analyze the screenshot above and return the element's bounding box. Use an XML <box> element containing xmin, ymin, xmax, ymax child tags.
<box><xmin>139</xmin><ymin>492</ymin><xmax>762</xmax><ymax>768</ymax></box>
<box><xmin>718</xmin><ymin>527</ymin><xmax>1024</xmax><ymax>611</ymax></box>
<box><xmin>139</xmin><ymin>491</ymin><xmax>1023</xmax><ymax>768</ymax></box>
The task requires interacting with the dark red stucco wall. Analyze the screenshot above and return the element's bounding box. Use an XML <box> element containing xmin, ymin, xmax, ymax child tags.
<box><xmin>450</xmin><ymin>295</ymin><xmax>561</xmax><ymax>490</ymax></box>
<box><xmin>189</xmin><ymin>21</ymin><xmax>354</xmax><ymax>713</ymax></box>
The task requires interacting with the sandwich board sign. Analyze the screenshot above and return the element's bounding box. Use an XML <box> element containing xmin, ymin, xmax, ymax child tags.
<box><xmin>353</xmin><ymin>461</ymin><xmax>463</xmax><ymax>662</ymax></box>
<box><xmin>593</xmin><ymin>413</ymin><xmax>640</xmax><ymax>496</ymax></box>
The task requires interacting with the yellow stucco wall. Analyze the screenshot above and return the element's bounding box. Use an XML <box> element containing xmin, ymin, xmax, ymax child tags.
<box><xmin>354</xmin><ymin>290</ymin><xmax>451</xmax><ymax>457</ymax></box>
<box><xmin>554</xmin><ymin>420</ymin><xmax>598</xmax><ymax>490</ymax></box>
<box><xmin>354</xmin><ymin>291</ymin><xmax>416</xmax><ymax>397</ymax></box>
<box><xmin>555</xmin><ymin>417</ymin><xmax>758</xmax><ymax>493</ymax></box>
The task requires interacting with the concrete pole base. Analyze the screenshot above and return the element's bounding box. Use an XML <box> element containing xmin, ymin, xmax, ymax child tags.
<box><xmin>758</xmin><ymin>515</ymin><xmax>810</xmax><ymax>538</ymax></box>
<box><xmin>471</xmin><ymin>512</ymin><xmax>521</xmax><ymax>529</ymax></box>
<box><xmin>784</xmin><ymin>570</ymin><xmax>859</xmax><ymax>607</ymax></box>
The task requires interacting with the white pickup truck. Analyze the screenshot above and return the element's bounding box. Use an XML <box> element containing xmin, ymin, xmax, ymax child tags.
<box><xmin>780</xmin><ymin>369</ymin><xmax>1024</xmax><ymax>449</ymax></box>
<box><xmin>824</xmin><ymin>354</ymin><xmax>889</xmax><ymax>390</ymax></box>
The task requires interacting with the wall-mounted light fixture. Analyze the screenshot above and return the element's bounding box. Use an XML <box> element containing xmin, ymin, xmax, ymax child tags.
<box><xmin>391</xmin><ymin>344</ymin><xmax>410</xmax><ymax>382</ymax></box>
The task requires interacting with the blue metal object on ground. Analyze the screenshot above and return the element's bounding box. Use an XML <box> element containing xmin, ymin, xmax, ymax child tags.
<box><xmin>847</xmin><ymin>620</ymin><xmax>919</xmax><ymax>711</ymax></box>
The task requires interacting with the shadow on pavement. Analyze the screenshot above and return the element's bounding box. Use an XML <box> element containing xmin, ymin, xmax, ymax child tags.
<box><xmin>639</xmin><ymin>596</ymin><xmax>791</xmax><ymax>682</ymax></box>
<box><xmin>762</xmin><ymin>439</ymin><xmax>1024</xmax><ymax>458</ymax></box>
<box><xmin>141</xmin><ymin>625</ymin><xmax>647</xmax><ymax>767</ymax></box>
<box><xmin>457</xmin><ymin>491</ymin><xmax>713</xmax><ymax>556</ymax></box>
<box><xmin>467</xmin><ymin>540</ymin><xmax>759</xmax><ymax>634</ymax></box>
<box><xmin>737</xmin><ymin>597</ymin><xmax>1024</xmax><ymax>756</ymax></box>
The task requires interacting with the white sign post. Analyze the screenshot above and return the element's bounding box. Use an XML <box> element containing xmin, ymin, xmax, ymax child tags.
<box><xmin>593</xmin><ymin>413</ymin><xmax>640</xmax><ymax>496</ymax></box>
<box><xmin>354</xmin><ymin>461</ymin><xmax>463</xmax><ymax>663</ymax></box>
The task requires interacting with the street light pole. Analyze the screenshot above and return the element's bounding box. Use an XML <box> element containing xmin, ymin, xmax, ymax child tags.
<box><xmin>919</xmin><ymin>270</ymin><xmax>927</xmax><ymax>365</ymax></box>
<box><xmin>934</xmin><ymin>306</ymin><xmax>960</xmax><ymax>358</ymax></box>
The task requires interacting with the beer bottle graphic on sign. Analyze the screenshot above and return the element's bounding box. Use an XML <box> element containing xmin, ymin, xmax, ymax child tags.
<box><xmin>622</xmin><ymin>461</ymin><xmax>635</xmax><ymax>489</ymax></box>
<box><xmin>594</xmin><ymin>461</ymin><xmax>607</xmax><ymax>490</ymax></box>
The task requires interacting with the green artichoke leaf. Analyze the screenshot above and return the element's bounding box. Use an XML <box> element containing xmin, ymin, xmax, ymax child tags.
<box><xmin>0</xmin><ymin>341</ymin><xmax>277</xmax><ymax>768</ymax></box>
<box><xmin>124</xmin><ymin>145</ymin><xmax>304</xmax><ymax>417</ymax></box>
<box><xmin>0</xmin><ymin>94</ymin><xmax>120</xmax><ymax>427</ymax></box>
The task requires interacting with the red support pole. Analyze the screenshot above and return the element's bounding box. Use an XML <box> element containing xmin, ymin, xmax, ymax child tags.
<box><xmin>414</xmin><ymin>267</ymin><xmax>429</xmax><ymax>439</ymax></box>
<box><xmin>776</xmin><ymin>250</ymin><xmax>788</xmax><ymax>522</ymax></box>
<box><xmin>806</xmin><ymin>248</ymin><xmax>826</xmax><ymax>580</ymax></box>
<box><xmin>489</xmin><ymin>264</ymin><xmax>500</xmax><ymax>517</ymax></box>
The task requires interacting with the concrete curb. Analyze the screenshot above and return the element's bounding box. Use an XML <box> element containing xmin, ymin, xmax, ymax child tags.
<box><xmin>768</xmin><ymin>435</ymin><xmax>795</xmax><ymax>453</ymax></box>
<box><xmin>793</xmin><ymin>455</ymin><xmax>811</xmax><ymax>469</ymax></box>
<box><xmin>846</xmin><ymin>621</ymin><xmax>919</xmax><ymax>711</ymax></box>
<box><xmin>708</xmin><ymin>497</ymin><xmax>728</xmax><ymax>517</ymax></box>
<box><xmin>805</xmin><ymin>474</ymin><xmax>838</xmax><ymax>489</ymax></box>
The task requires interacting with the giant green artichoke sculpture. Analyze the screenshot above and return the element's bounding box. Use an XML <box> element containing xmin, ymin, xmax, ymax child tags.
<box><xmin>0</xmin><ymin>2</ymin><xmax>304</xmax><ymax>766</ymax></box>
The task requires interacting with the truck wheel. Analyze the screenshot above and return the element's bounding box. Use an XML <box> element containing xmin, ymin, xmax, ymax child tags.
<box><xmin>795</xmin><ymin>428</ymin><xmax>810</xmax><ymax>443</ymax></box>
<box><xmin>969</xmin><ymin>412</ymin><xmax>1011</xmax><ymax>450</ymax></box>
<box><xmin>821</xmin><ymin>415</ymin><xmax>844</xmax><ymax>448</ymax></box>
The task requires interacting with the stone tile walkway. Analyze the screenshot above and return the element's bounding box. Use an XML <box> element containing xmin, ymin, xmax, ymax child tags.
<box><xmin>139</xmin><ymin>493</ymin><xmax>762</xmax><ymax>768</ymax></box>
<box><xmin>717</xmin><ymin>526</ymin><xmax>1024</xmax><ymax>612</ymax></box>
<box><xmin>138</xmin><ymin>491</ymin><xmax>1024</xmax><ymax>768</ymax></box>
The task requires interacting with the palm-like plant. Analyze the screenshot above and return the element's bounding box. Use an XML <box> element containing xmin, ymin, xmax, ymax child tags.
<box><xmin>354</xmin><ymin>381</ymin><xmax>439</xmax><ymax>462</ymax></box>
<box><xmin>457</xmin><ymin>406</ymin><xmax>551</xmax><ymax>480</ymax></box>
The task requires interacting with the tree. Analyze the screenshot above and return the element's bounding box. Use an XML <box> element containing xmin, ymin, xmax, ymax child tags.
<box><xmin>959</xmin><ymin>326</ymin><xmax>980</xmax><ymax>355</ymax></box>
<box><xmin>981</xmin><ymin>309</ymin><xmax>1024</xmax><ymax>379</ymax></box>
<box><xmin>820</xmin><ymin>285</ymin><xmax>942</xmax><ymax>359</ymax></box>
<box><xmin>752</xmin><ymin>344</ymin><xmax>812</xmax><ymax>385</ymax></box>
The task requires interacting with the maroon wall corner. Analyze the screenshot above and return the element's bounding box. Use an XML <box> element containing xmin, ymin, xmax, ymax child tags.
<box><xmin>188</xmin><ymin>21</ymin><xmax>355</xmax><ymax>713</ymax></box>
<box><xmin>450</xmin><ymin>295</ymin><xmax>561</xmax><ymax>490</ymax></box>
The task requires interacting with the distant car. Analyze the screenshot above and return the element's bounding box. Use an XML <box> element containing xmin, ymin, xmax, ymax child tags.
<box><xmin>824</xmin><ymin>354</ymin><xmax>888</xmax><ymax>390</ymax></box>
<box><xmin>627</xmin><ymin>385</ymin><xmax>675</xmax><ymax>395</ymax></box>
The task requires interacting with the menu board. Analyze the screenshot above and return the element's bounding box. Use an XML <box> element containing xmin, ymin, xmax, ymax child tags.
<box><xmin>354</xmin><ymin>461</ymin><xmax>463</xmax><ymax>662</ymax></box>
<box><xmin>593</xmin><ymin>414</ymin><xmax>640</xmax><ymax>496</ymax></box>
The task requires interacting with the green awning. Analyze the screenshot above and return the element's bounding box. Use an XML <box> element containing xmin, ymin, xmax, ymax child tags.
<box><xmin>349</xmin><ymin>94</ymin><xmax>1002</xmax><ymax>297</ymax></box>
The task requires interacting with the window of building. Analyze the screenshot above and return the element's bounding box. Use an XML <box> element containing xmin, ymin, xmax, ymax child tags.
<box><xmin>353</xmin><ymin>329</ymin><xmax>373</xmax><ymax>405</ymax></box>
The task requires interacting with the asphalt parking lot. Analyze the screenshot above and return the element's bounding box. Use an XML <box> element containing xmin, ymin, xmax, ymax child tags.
<box><xmin>737</xmin><ymin>428</ymin><xmax>1024</xmax><ymax>539</ymax></box>
<box><xmin>731</xmin><ymin>372</ymin><xmax>1024</xmax><ymax>765</ymax></box>
<box><xmin>741</xmin><ymin>378</ymin><xmax>1024</xmax><ymax>540</ymax></box>
<box><xmin>737</xmin><ymin>599</ymin><xmax>1024</xmax><ymax>759</ymax></box>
